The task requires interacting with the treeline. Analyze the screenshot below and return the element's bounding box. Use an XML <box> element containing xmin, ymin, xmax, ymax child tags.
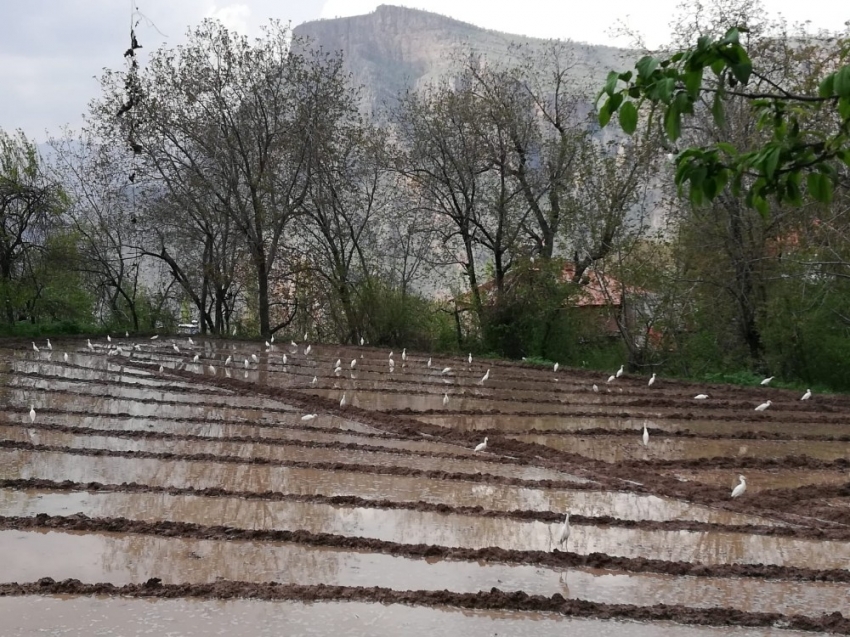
<box><xmin>2</xmin><ymin>2</ymin><xmax>849</xmax><ymax>390</ymax></box>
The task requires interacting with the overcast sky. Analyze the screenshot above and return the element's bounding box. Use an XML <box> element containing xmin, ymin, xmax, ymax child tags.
<box><xmin>1</xmin><ymin>0</ymin><xmax>847</xmax><ymax>142</ymax></box>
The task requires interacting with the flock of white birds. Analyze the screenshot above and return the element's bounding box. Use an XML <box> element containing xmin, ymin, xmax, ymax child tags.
<box><xmin>26</xmin><ymin>335</ymin><xmax>815</xmax><ymax>547</ymax></box>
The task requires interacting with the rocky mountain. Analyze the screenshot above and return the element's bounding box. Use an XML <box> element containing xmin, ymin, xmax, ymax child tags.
<box><xmin>293</xmin><ymin>4</ymin><xmax>631</xmax><ymax>115</ymax></box>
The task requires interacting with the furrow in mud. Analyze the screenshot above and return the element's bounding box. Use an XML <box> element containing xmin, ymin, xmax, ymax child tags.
<box><xmin>1</xmin><ymin>514</ymin><xmax>848</xmax><ymax>583</ymax></box>
<box><xmin>0</xmin><ymin>579</ymin><xmax>848</xmax><ymax>633</ymax></box>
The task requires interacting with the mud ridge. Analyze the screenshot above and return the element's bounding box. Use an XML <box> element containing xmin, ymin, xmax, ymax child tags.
<box><xmin>11</xmin><ymin>478</ymin><xmax>850</xmax><ymax>538</ymax></box>
<box><xmin>1</xmin><ymin>579</ymin><xmax>848</xmax><ymax>633</ymax></box>
<box><xmin>0</xmin><ymin>440</ymin><xmax>592</xmax><ymax>490</ymax></box>
<box><xmin>4</xmin><ymin>514</ymin><xmax>850</xmax><ymax>584</ymax></box>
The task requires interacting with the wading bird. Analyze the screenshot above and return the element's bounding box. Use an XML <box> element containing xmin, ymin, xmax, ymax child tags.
<box><xmin>731</xmin><ymin>475</ymin><xmax>747</xmax><ymax>498</ymax></box>
<box><xmin>301</xmin><ymin>414</ymin><xmax>317</xmax><ymax>421</ymax></box>
<box><xmin>427</xmin><ymin>358</ymin><xmax>432</xmax><ymax>368</ymax></box>
<box><xmin>648</xmin><ymin>373</ymin><xmax>656</xmax><ymax>387</ymax></box>
<box><xmin>87</xmin><ymin>339</ymin><xmax>94</xmax><ymax>351</ymax></box>
<box><xmin>225</xmin><ymin>356</ymin><xmax>232</xmax><ymax>366</ymax></box>
<box><xmin>553</xmin><ymin>363</ymin><xmax>559</xmax><ymax>373</ymax></box>
<box><xmin>607</xmin><ymin>375</ymin><xmax>616</xmax><ymax>383</ymax></box>
<box><xmin>478</xmin><ymin>369</ymin><xmax>490</xmax><ymax>385</ymax></box>
<box><xmin>474</xmin><ymin>437</ymin><xmax>488</xmax><ymax>452</ymax></box>
<box><xmin>350</xmin><ymin>359</ymin><xmax>357</xmax><ymax>369</ymax></box>
<box><xmin>311</xmin><ymin>376</ymin><xmax>318</xmax><ymax>386</ymax></box>
<box><xmin>46</xmin><ymin>339</ymin><xmax>52</xmax><ymax>351</ymax></box>
<box><xmin>402</xmin><ymin>348</ymin><xmax>407</xmax><ymax>362</ymax></box>
<box><xmin>360</xmin><ymin>337</ymin><xmax>364</xmax><ymax>346</ymax></box>
<box><xmin>172</xmin><ymin>343</ymin><xmax>180</xmax><ymax>354</ymax></box>
<box><xmin>592</xmin><ymin>384</ymin><xmax>599</xmax><ymax>392</ymax></box>
<box><xmin>558</xmin><ymin>512</ymin><xmax>570</xmax><ymax>546</ymax></box>
<box><xmin>150</xmin><ymin>335</ymin><xmax>158</xmax><ymax>340</ymax></box>
<box><xmin>755</xmin><ymin>400</ymin><xmax>771</xmax><ymax>411</ymax></box>
<box><xmin>801</xmin><ymin>389</ymin><xmax>812</xmax><ymax>401</ymax></box>
<box><xmin>441</xmin><ymin>367</ymin><xmax>451</xmax><ymax>375</ymax></box>
<box><xmin>251</xmin><ymin>354</ymin><xmax>258</xmax><ymax>363</ymax></box>
<box><xmin>340</xmin><ymin>393</ymin><xmax>347</xmax><ymax>407</ymax></box>
<box><xmin>616</xmin><ymin>364</ymin><xmax>624</xmax><ymax>378</ymax></box>
<box><xmin>468</xmin><ymin>353</ymin><xmax>473</xmax><ymax>365</ymax></box>
<box><xmin>29</xmin><ymin>405</ymin><xmax>36</xmax><ymax>423</ymax></box>
<box><xmin>63</xmin><ymin>353</ymin><xmax>68</xmax><ymax>363</ymax></box>
<box><xmin>760</xmin><ymin>376</ymin><xmax>774</xmax><ymax>386</ymax></box>
<box><xmin>304</xmin><ymin>345</ymin><xmax>311</xmax><ymax>356</ymax></box>
<box><xmin>193</xmin><ymin>354</ymin><xmax>199</xmax><ymax>363</ymax></box>
<box><xmin>642</xmin><ymin>424</ymin><xmax>649</xmax><ymax>447</ymax></box>
<box><xmin>695</xmin><ymin>394</ymin><xmax>709</xmax><ymax>400</ymax></box>
<box><xmin>443</xmin><ymin>393</ymin><xmax>449</xmax><ymax>406</ymax></box>
<box><xmin>32</xmin><ymin>342</ymin><xmax>39</xmax><ymax>353</ymax></box>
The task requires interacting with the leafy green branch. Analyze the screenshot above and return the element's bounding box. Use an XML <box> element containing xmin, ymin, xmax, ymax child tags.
<box><xmin>597</xmin><ymin>27</ymin><xmax>850</xmax><ymax>213</ymax></box>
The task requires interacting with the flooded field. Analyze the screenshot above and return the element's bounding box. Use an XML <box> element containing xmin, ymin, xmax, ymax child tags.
<box><xmin>1</xmin><ymin>337</ymin><xmax>850</xmax><ymax>634</ymax></box>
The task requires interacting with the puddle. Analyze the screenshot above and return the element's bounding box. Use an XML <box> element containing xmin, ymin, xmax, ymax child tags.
<box><xmin>0</xmin><ymin>597</ymin><xmax>814</xmax><ymax>637</ymax></box>
<box><xmin>0</xmin><ymin>450</ymin><xmax>771</xmax><ymax>527</ymax></box>
<box><xmin>0</xmin><ymin>426</ymin><xmax>572</xmax><ymax>482</ymax></box>
<box><xmin>665</xmin><ymin>469</ymin><xmax>850</xmax><ymax>492</ymax></box>
<box><xmin>513</xmin><ymin>434</ymin><xmax>850</xmax><ymax>462</ymax></box>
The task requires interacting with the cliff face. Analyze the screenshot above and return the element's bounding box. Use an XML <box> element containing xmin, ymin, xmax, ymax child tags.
<box><xmin>293</xmin><ymin>4</ymin><xmax>630</xmax><ymax>115</ymax></box>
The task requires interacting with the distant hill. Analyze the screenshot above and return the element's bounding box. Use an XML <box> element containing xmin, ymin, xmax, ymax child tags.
<box><xmin>293</xmin><ymin>4</ymin><xmax>631</xmax><ymax>116</ymax></box>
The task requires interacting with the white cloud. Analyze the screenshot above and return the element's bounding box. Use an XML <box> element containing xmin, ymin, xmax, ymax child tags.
<box><xmin>205</xmin><ymin>3</ymin><xmax>253</xmax><ymax>35</ymax></box>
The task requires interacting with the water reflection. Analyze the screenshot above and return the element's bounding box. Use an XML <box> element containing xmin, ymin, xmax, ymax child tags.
<box><xmin>0</xmin><ymin>449</ymin><xmax>773</xmax><ymax>526</ymax></box>
<box><xmin>0</xmin><ymin>597</ymin><xmax>818</xmax><ymax>637</ymax></box>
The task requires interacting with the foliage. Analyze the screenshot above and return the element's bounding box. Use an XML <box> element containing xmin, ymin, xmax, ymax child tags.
<box><xmin>598</xmin><ymin>26</ymin><xmax>850</xmax><ymax>212</ymax></box>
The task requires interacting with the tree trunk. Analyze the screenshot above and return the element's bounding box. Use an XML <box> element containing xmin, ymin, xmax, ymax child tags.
<box><xmin>255</xmin><ymin>250</ymin><xmax>271</xmax><ymax>338</ymax></box>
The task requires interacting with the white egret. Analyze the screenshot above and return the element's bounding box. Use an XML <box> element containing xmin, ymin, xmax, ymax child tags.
<box><xmin>150</xmin><ymin>335</ymin><xmax>159</xmax><ymax>340</ymax></box>
<box><xmin>427</xmin><ymin>358</ymin><xmax>432</xmax><ymax>368</ymax></box>
<box><xmin>244</xmin><ymin>359</ymin><xmax>249</xmax><ymax>369</ymax></box>
<box><xmin>642</xmin><ymin>424</ymin><xmax>649</xmax><ymax>447</ymax></box>
<box><xmin>301</xmin><ymin>414</ymin><xmax>317</xmax><ymax>421</ymax></box>
<box><xmin>159</xmin><ymin>365</ymin><xmax>164</xmax><ymax>372</ymax></box>
<box><xmin>265</xmin><ymin>340</ymin><xmax>270</xmax><ymax>348</ymax></box>
<box><xmin>607</xmin><ymin>375</ymin><xmax>616</xmax><ymax>383</ymax></box>
<box><xmin>225</xmin><ymin>355</ymin><xmax>232</xmax><ymax>366</ymax></box>
<box><xmin>193</xmin><ymin>354</ymin><xmax>199</xmax><ymax>363</ymax></box>
<box><xmin>474</xmin><ymin>437</ymin><xmax>488</xmax><ymax>452</ymax></box>
<box><xmin>172</xmin><ymin>343</ymin><xmax>181</xmax><ymax>354</ymax></box>
<box><xmin>46</xmin><ymin>339</ymin><xmax>52</xmax><ymax>351</ymax></box>
<box><xmin>251</xmin><ymin>354</ymin><xmax>259</xmax><ymax>363</ymax></box>
<box><xmin>731</xmin><ymin>475</ymin><xmax>747</xmax><ymax>498</ymax></box>
<box><xmin>616</xmin><ymin>364</ymin><xmax>624</xmax><ymax>378</ymax></box>
<box><xmin>389</xmin><ymin>351</ymin><xmax>393</xmax><ymax>358</ymax></box>
<box><xmin>468</xmin><ymin>353</ymin><xmax>473</xmax><ymax>365</ymax></box>
<box><xmin>125</xmin><ymin>331</ymin><xmax>129</xmax><ymax>337</ymax></box>
<box><xmin>760</xmin><ymin>376</ymin><xmax>774</xmax><ymax>386</ymax></box>
<box><xmin>188</xmin><ymin>337</ymin><xmax>195</xmax><ymax>346</ymax></box>
<box><xmin>443</xmin><ymin>393</ymin><xmax>449</xmax><ymax>406</ymax></box>
<box><xmin>553</xmin><ymin>363</ymin><xmax>559</xmax><ymax>373</ymax></box>
<box><xmin>441</xmin><ymin>367</ymin><xmax>452</xmax><ymax>375</ymax></box>
<box><xmin>648</xmin><ymin>373</ymin><xmax>656</xmax><ymax>387</ymax></box>
<box><xmin>695</xmin><ymin>394</ymin><xmax>709</xmax><ymax>400</ymax></box>
<box><xmin>208</xmin><ymin>365</ymin><xmax>215</xmax><ymax>374</ymax></box>
<box><xmin>32</xmin><ymin>342</ymin><xmax>39</xmax><ymax>353</ymax></box>
<box><xmin>305</xmin><ymin>345</ymin><xmax>312</xmax><ymax>356</ymax></box>
<box><xmin>63</xmin><ymin>352</ymin><xmax>68</xmax><ymax>363</ymax></box>
<box><xmin>592</xmin><ymin>384</ymin><xmax>599</xmax><ymax>392</ymax></box>
<box><xmin>340</xmin><ymin>393</ymin><xmax>347</xmax><ymax>407</ymax></box>
<box><xmin>133</xmin><ymin>344</ymin><xmax>141</xmax><ymax>352</ymax></box>
<box><xmin>291</xmin><ymin>341</ymin><xmax>298</xmax><ymax>349</ymax></box>
<box><xmin>557</xmin><ymin>512</ymin><xmax>570</xmax><ymax>546</ymax></box>
<box><xmin>402</xmin><ymin>348</ymin><xmax>407</xmax><ymax>362</ymax></box>
<box><xmin>478</xmin><ymin>369</ymin><xmax>490</xmax><ymax>385</ymax></box>
<box><xmin>304</xmin><ymin>332</ymin><xmax>308</xmax><ymax>341</ymax></box>
<box><xmin>335</xmin><ymin>359</ymin><xmax>341</xmax><ymax>368</ymax></box>
<box><xmin>360</xmin><ymin>337</ymin><xmax>364</xmax><ymax>346</ymax></box>
<box><xmin>270</xmin><ymin>336</ymin><xmax>275</xmax><ymax>344</ymax></box>
<box><xmin>350</xmin><ymin>359</ymin><xmax>357</xmax><ymax>369</ymax></box>
<box><xmin>801</xmin><ymin>389</ymin><xmax>812</xmax><ymax>401</ymax></box>
<box><xmin>87</xmin><ymin>339</ymin><xmax>94</xmax><ymax>351</ymax></box>
<box><xmin>115</xmin><ymin>346</ymin><xmax>124</xmax><ymax>356</ymax></box>
<box><xmin>107</xmin><ymin>334</ymin><xmax>112</xmax><ymax>343</ymax></box>
<box><xmin>282</xmin><ymin>354</ymin><xmax>287</xmax><ymax>365</ymax></box>
<box><xmin>334</xmin><ymin>366</ymin><xmax>342</xmax><ymax>376</ymax></box>
<box><xmin>29</xmin><ymin>405</ymin><xmax>36</xmax><ymax>423</ymax></box>
<box><xmin>311</xmin><ymin>376</ymin><xmax>318</xmax><ymax>386</ymax></box>
<box><xmin>754</xmin><ymin>400</ymin><xmax>771</xmax><ymax>411</ymax></box>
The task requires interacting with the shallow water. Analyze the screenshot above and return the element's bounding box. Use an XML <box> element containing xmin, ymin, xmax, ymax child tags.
<box><xmin>0</xmin><ymin>596</ymin><xmax>816</xmax><ymax>637</ymax></box>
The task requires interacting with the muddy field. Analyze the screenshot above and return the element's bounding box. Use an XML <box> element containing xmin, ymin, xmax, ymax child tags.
<box><xmin>1</xmin><ymin>336</ymin><xmax>849</xmax><ymax>635</ymax></box>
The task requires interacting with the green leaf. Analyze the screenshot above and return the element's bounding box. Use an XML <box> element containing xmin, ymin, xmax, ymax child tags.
<box><xmin>818</xmin><ymin>73</ymin><xmax>835</xmax><ymax>98</ymax></box>
<box><xmin>604</xmin><ymin>71</ymin><xmax>619</xmax><ymax>97</ymax></box>
<box><xmin>730</xmin><ymin>60</ymin><xmax>752</xmax><ymax>85</ymax></box>
<box><xmin>664</xmin><ymin>104</ymin><xmax>682</xmax><ymax>141</ymax></box>
<box><xmin>838</xmin><ymin>96</ymin><xmax>850</xmax><ymax>122</ymax></box>
<box><xmin>598</xmin><ymin>100</ymin><xmax>612</xmax><ymax>127</ymax></box>
<box><xmin>834</xmin><ymin>65</ymin><xmax>850</xmax><ymax>98</ymax></box>
<box><xmin>636</xmin><ymin>56</ymin><xmax>659</xmax><ymax>80</ymax></box>
<box><xmin>763</xmin><ymin>146</ymin><xmax>781</xmax><ymax>179</ymax></box>
<box><xmin>786</xmin><ymin>171</ymin><xmax>802</xmax><ymax>206</ymax></box>
<box><xmin>720</xmin><ymin>28</ymin><xmax>741</xmax><ymax>45</ymax></box>
<box><xmin>711</xmin><ymin>92</ymin><xmax>726</xmax><ymax>128</ymax></box>
<box><xmin>618</xmin><ymin>71</ymin><xmax>633</xmax><ymax>82</ymax></box>
<box><xmin>658</xmin><ymin>77</ymin><xmax>675</xmax><ymax>103</ymax></box>
<box><xmin>697</xmin><ymin>35</ymin><xmax>711</xmax><ymax>51</ymax></box>
<box><xmin>807</xmin><ymin>172</ymin><xmax>833</xmax><ymax>204</ymax></box>
<box><xmin>716</xmin><ymin>142</ymin><xmax>737</xmax><ymax>155</ymax></box>
<box><xmin>618</xmin><ymin>101</ymin><xmax>638</xmax><ymax>134</ymax></box>
<box><xmin>710</xmin><ymin>59</ymin><xmax>726</xmax><ymax>75</ymax></box>
<box><xmin>839</xmin><ymin>149</ymin><xmax>850</xmax><ymax>168</ymax></box>
<box><xmin>684</xmin><ymin>69</ymin><xmax>703</xmax><ymax>98</ymax></box>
